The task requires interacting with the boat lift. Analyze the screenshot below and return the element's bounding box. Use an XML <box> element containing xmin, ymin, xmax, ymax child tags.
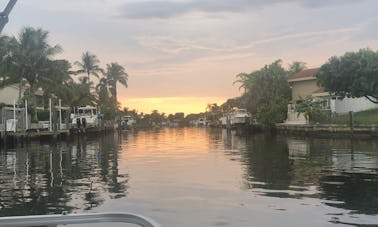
<box><xmin>0</xmin><ymin>212</ymin><xmax>160</xmax><ymax>227</ymax></box>
<box><xmin>0</xmin><ymin>0</ymin><xmax>17</xmax><ymax>33</ymax></box>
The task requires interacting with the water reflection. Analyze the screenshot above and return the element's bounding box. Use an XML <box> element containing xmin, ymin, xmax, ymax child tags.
<box><xmin>0</xmin><ymin>128</ymin><xmax>378</xmax><ymax>226</ymax></box>
<box><xmin>0</xmin><ymin>134</ymin><xmax>128</xmax><ymax>216</ymax></box>
<box><xmin>220</xmin><ymin>129</ymin><xmax>378</xmax><ymax>216</ymax></box>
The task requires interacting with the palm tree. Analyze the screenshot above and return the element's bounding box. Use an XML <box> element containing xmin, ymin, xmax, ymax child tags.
<box><xmin>74</xmin><ymin>51</ymin><xmax>102</xmax><ymax>85</ymax></box>
<box><xmin>288</xmin><ymin>61</ymin><xmax>307</xmax><ymax>75</ymax></box>
<box><xmin>1</xmin><ymin>27</ymin><xmax>62</xmax><ymax>103</ymax></box>
<box><xmin>39</xmin><ymin>59</ymin><xmax>72</xmax><ymax>105</ymax></box>
<box><xmin>105</xmin><ymin>62</ymin><xmax>128</xmax><ymax>103</ymax></box>
<box><xmin>95</xmin><ymin>75</ymin><xmax>122</xmax><ymax>120</ymax></box>
<box><xmin>233</xmin><ymin>72</ymin><xmax>258</xmax><ymax>94</ymax></box>
<box><xmin>0</xmin><ymin>35</ymin><xmax>19</xmax><ymax>87</ymax></box>
<box><xmin>96</xmin><ymin>77</ymin><xmax>108</xmax><ymax>93</ymax></box>
<box><xmin>58</xmin><ymin>81</ymin><xmax>94</xmax><ymax>106</ymax></box>
<box><xmin>95</xmin><ymin>77</ymin><xmax>110</xmax><ymax>102</ymax></box>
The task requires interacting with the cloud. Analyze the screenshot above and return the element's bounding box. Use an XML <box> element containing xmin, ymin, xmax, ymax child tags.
<box><xmin>117</xmin><ymin>0</ymin><xmax>364</xmax><ymax>19</ymax></box>
<box><xmin>350</xmin><ymin>19</ymin><xmax>378</xmax><ymax>41</ymax></box>
<box><xmin>135</xmin><ymin>36</ymin><xmax>230</xmax><ymax>53</ymax></box>
<box><xmin>118</xmin><ymin>0</ymin><xmax>275</xmax><ymax>19</ymax></box>
<box><xmin>135</xmin><ymin>27</ymin><xmax>359</xmax><ymax>54</ymax></box>
<box><xmin>301</xmin><ymin>0</ymin><xmax>362</xmax><ymax>8</ymax></box>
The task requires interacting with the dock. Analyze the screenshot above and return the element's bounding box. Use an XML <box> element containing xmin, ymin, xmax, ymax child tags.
<box><xmin>276</xmin><ymin>123</ymin><xmax>378</xmax><ymax>138</ymax></box>
<box><xmin>0</xmin><ymin>121</ymin><xmax>118</xmax><ymax>144</ymax></box>
<box><xmin>5</xmin><ymin>129</ymin><xmax>70</xmax><ymax>137</ymax></box>
<box><xmin>0</xmin><ymin>101</ymin><xmax>119</xmax><ymax>144</ymax></box>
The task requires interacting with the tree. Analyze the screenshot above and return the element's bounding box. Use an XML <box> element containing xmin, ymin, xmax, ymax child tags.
<box><xmin>256</xmin><ymin>100</ymin><xmax>288</xmax><ymax>127</ymax></box>
<box><xmin>75</xmin><ymin>51</ymin><xmax>102</xmax><ymax>85</ymax></box>
<box><xmin>234</xmin><ymin>60</ymin><xmax>291</xmax><ymax>127</ymax></box>
<box><xmin>38</xmin><ymin>59</ymin><xmax>72</xmax><ymax>106</ymax></box>
<box><xmin>233</xmin><ymin>72</ymin><xmax>256</xmax><ymax>93</ymax></box>
<box><xmin>173</xmin><ymin>112</ymin><xmax>185</xmax><ymax>126</ymax></box>
<box><xmin>220</xmin><ymin>97</ymin><xmax>243</xmax><ymax>112</ymax></box>
<box><xmin>121</xmin><ymin>108</ymin><xmax>138</xmax><ymax>118</ymax></box>
<box><xmin>105</xmin><ymin>62</ymin><xmax>128</xmax><ymax>103</ymax></box>
<box><xmin>316</xmin><ymin>48</ymin><xmax>378</xmax><ymax>104</ymax></box>
<box><xmin>150</xmin><ymin>110</ymin><xmax>165</xmax><ymax>126</ymax></box>
<box><xmin>0</xmin><ymin>27</ymin><xmax>62</xmax><ymax>106</ymax></box>
<box><xmin>0</xmin><ymin>27</ymin><xmax>135</xmax><ymax>122</ymax></box>
<box><xmin>295</xmin><ymin>96</ymin><xmax>320</xmax><ymax>121</ymax></box>
<box><xmin>96</xmin><ymin>77</ymin><xmax>109</xmax><ymax>100</ymax></box>
<box><xmin>96</xmin><ymin>77</ymin><xmax>110</xmax><ymax>104</ymax></box>
<box><xmin>206</xmin><ymin>103</ymin><xmax>222</xmax><ymax>125</ymax></box>
<box><xmin>0</xmin><ymin>35</ymin><xmax>19</xmax><ymax>87</ymax></box>
<box><xmin>58</xmin><ymin>81</ymin><xmax>94</xmax><ymax>107</ymax></box>
<box><xmin>206</xmin><ymin>103</ymin><xmax>219</xmax><ymax>113</ymax></box>
<box><xmin>288</xmin><ymin>61</ymin><xmax>307</xmax><ymax>75</ymax></box>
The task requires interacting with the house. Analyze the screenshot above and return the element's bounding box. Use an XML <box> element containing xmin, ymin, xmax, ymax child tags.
<box><xmin>0</xmin><ymin>84</ymin><xmax>47</xmax><ymax>130</ymax></box>
<box><xmin>0</xmin><ymin>83</ymin><xmax>44</xmax><ymax>108</ymax></box>
<box><xmin>0</xmin><ymin>84</ymin><xmax>25</xmax><ymax>105</ymax></box>
<box><xmin>286</xmin><ymin>68</ymin><xmax>378</xmax><ymax>124</ymax></box>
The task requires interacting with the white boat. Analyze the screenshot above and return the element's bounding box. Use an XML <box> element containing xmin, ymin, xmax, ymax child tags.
<box><xmin>230</xmin><ymin>108</ymin><xmax>251</xmax><ymax>125</ymax></box>
<box><xmin>197</xmin><ymin>117</ymin><xmax>207</xmax><ymax>127</ymax></box>
<box><xmin>220</xmin><ymin>108</ymin><xmax>251</xmax><ymax>127</ymax></box>
<box><xmin>119</xmin><ymin>115</ymin><xmax>135</xmax><ymax>129</ymax></box>
<box><xmin>219</xmin><ymin>115</ymin><xmax>228</xmax><ymax>126</ymax></box>
<box><xmin>0</xmin><ymin>212</ymin><xmax>160</xmax><ymax>227</ymax></box>
<box><xmin>71</xmin><ymin>105</ymin><xmax>99</xmax><ymax>129</ymax></box>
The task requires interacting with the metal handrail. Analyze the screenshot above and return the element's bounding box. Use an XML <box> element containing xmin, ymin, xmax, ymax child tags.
<box><xmin>0</xmin><ymin>212</ymin><xmax>160</xmax><ymax>227</ymax></box>
<box><xmin>0</xmin><ymin>0</ymin><xmax>17</xmax><ymax>33</ymax></box>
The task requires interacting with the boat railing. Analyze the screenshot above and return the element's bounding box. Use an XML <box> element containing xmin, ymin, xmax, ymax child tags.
<box><xmin>0</xmin><ymin>212</ymin><xmax>160</xmax><ymax>227</ymax></box>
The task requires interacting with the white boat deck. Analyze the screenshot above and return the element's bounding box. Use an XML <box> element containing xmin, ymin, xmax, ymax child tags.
<box><xmin>0</xmin><ymin>212</ymin><xmax>160</xmax><ymax>227</ymax></box>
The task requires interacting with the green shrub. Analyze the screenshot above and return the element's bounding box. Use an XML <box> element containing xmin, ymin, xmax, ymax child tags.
<box><xmin>37</xmin><ymin>111</ymin><xmax>50</xmax><ymax>121</ymax></box>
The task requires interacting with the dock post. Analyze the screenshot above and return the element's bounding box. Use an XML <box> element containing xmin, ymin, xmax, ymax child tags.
<box><xmin>13</xmin><ymin>100</ymin><xmax>16</xmax><ymax>132</ymax></box>
<box><xmin>25</xmin><ymin>99</ymin><xmax>28</xmax><ymax>130</ymax></box>
<box><xmin>349</xmin><ymin>111</ymin><xmax>354</xmax><ymax>130</ymax></box>
<box><xmin>49</xmin><ymin>98</ymin><xmax>52</xmax><ymax>132</ymax></box>
<box><xmin>59</xmin><ymin>99</ymin><xmax>62</xmax><ymax>131</ymax></box>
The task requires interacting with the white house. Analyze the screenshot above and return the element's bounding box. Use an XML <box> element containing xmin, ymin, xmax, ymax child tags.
<box><xmin>0</xmin><ymin>84</ymin><xmax>24</xmax><ymax>105</ymax></box>
<box><xmin>286</xmin><ymin>68</ymin><xmax>378</xmax><ymax>124</ymax></box>
<box><xmin>0</xmin><ymin>83</ymin><xmax>44</xmax><ymax>107</ymax></box>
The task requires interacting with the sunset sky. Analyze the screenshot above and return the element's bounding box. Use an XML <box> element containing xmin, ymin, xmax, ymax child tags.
<box><xmin>2</xmin><ymin>0</ymin><xmax>378</xmax><ymax>114</ymax></box>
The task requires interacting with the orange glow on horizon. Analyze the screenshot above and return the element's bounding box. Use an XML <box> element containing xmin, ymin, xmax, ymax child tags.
<box><xmin>119</xmin><ymin>127</ymin><xmax>212</xmax><ymax>160</ymax></box>
<box><xmin>119</xmin><ymin>96</ymin><xmax>227</xmax><ymax>115</ymax></box>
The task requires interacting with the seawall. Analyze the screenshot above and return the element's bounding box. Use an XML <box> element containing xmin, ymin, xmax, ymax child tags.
<box><xmin>276</xmin><ymin>124</ymin><xmax>378</xmax><ymax>138</ymax></box>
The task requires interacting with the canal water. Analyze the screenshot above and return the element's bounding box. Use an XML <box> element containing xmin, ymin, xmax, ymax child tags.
<box><xmin>0</xmin><ymin>127</ymin><xmax>378</xmax><ymax>226</ymax></box>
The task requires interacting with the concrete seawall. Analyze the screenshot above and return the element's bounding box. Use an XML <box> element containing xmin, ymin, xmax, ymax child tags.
<box><xmin>276</xmin><ymin>123</ymin><xmax>378</xmax><ymax>138</ymax></box>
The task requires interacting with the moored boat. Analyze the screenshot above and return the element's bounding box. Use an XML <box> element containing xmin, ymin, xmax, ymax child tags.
<box><xmin>230</xmin><ymin>108</ymin><xmax>251</xmax><ymax>125</ymax></box>
<box><xmin>220</xmin><ymin>108</ymin><xmax>251</xmax><ymax>128</ymax></box>
<box><xmin>71</xmin><ymin>105</ymin><xmax>100</xmax><ymax>130</ymax></box>
<box><xmin>119</xmin><ymin>115</ymin><xmax>135</xmax><ymax>130</ymax></box>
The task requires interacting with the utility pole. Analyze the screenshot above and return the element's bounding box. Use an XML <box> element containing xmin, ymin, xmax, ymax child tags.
<box><xmin>0</xmin><ymin>0</ymin><xmax>17</xmax><ymax>34</ymax></box>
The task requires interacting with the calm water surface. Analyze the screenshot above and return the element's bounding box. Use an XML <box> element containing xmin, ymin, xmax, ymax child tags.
<box><xmin>1</xmin><ymin>128</ymin><xmax>378</xmax><ymax>226</ymax></box>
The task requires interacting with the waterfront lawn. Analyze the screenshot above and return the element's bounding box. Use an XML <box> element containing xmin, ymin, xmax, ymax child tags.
<box><xmin>353</xmin><ymin>108</ymin><xmax>378</xmax><ymax>124</ymax></box>
<box><xmin>330</xmin><ymin>108</ymin><xmax>378</xmax><ymax>125</ymax></box>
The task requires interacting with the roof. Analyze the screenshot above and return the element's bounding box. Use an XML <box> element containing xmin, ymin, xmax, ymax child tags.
<box><xmin>34</xmin><ymin>88</ymin><xmax>44</xmax><ymax>96</ymax></box>
<box><xmin>312</xmin><ymin>87</ymin><xmax>334</xmax><ymax>97</ymax></box>
<box><xmin>77</xmin><ymin>105</ymin><xmax>97</xmax><ymax>110</ymax></box>
<box><xmin>312</xmin><ymin>87</ymin><xmax>325</xmax><ymax>94</ymax></box>
<box><xmin>288</xmin><ymin>68</ymin><xmax>320</xmax><ymax>82</ymax></box>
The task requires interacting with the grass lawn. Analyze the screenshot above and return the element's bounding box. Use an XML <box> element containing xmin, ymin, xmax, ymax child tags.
<box><xmin>353</xmin><ymin>108</ymin><xmax>378</xmax><ymax>124</ymax></box>
<box><xmin>325</xmin><ymin>108</ymin><xmax>378</xmax><ymax>125</ymax></box>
